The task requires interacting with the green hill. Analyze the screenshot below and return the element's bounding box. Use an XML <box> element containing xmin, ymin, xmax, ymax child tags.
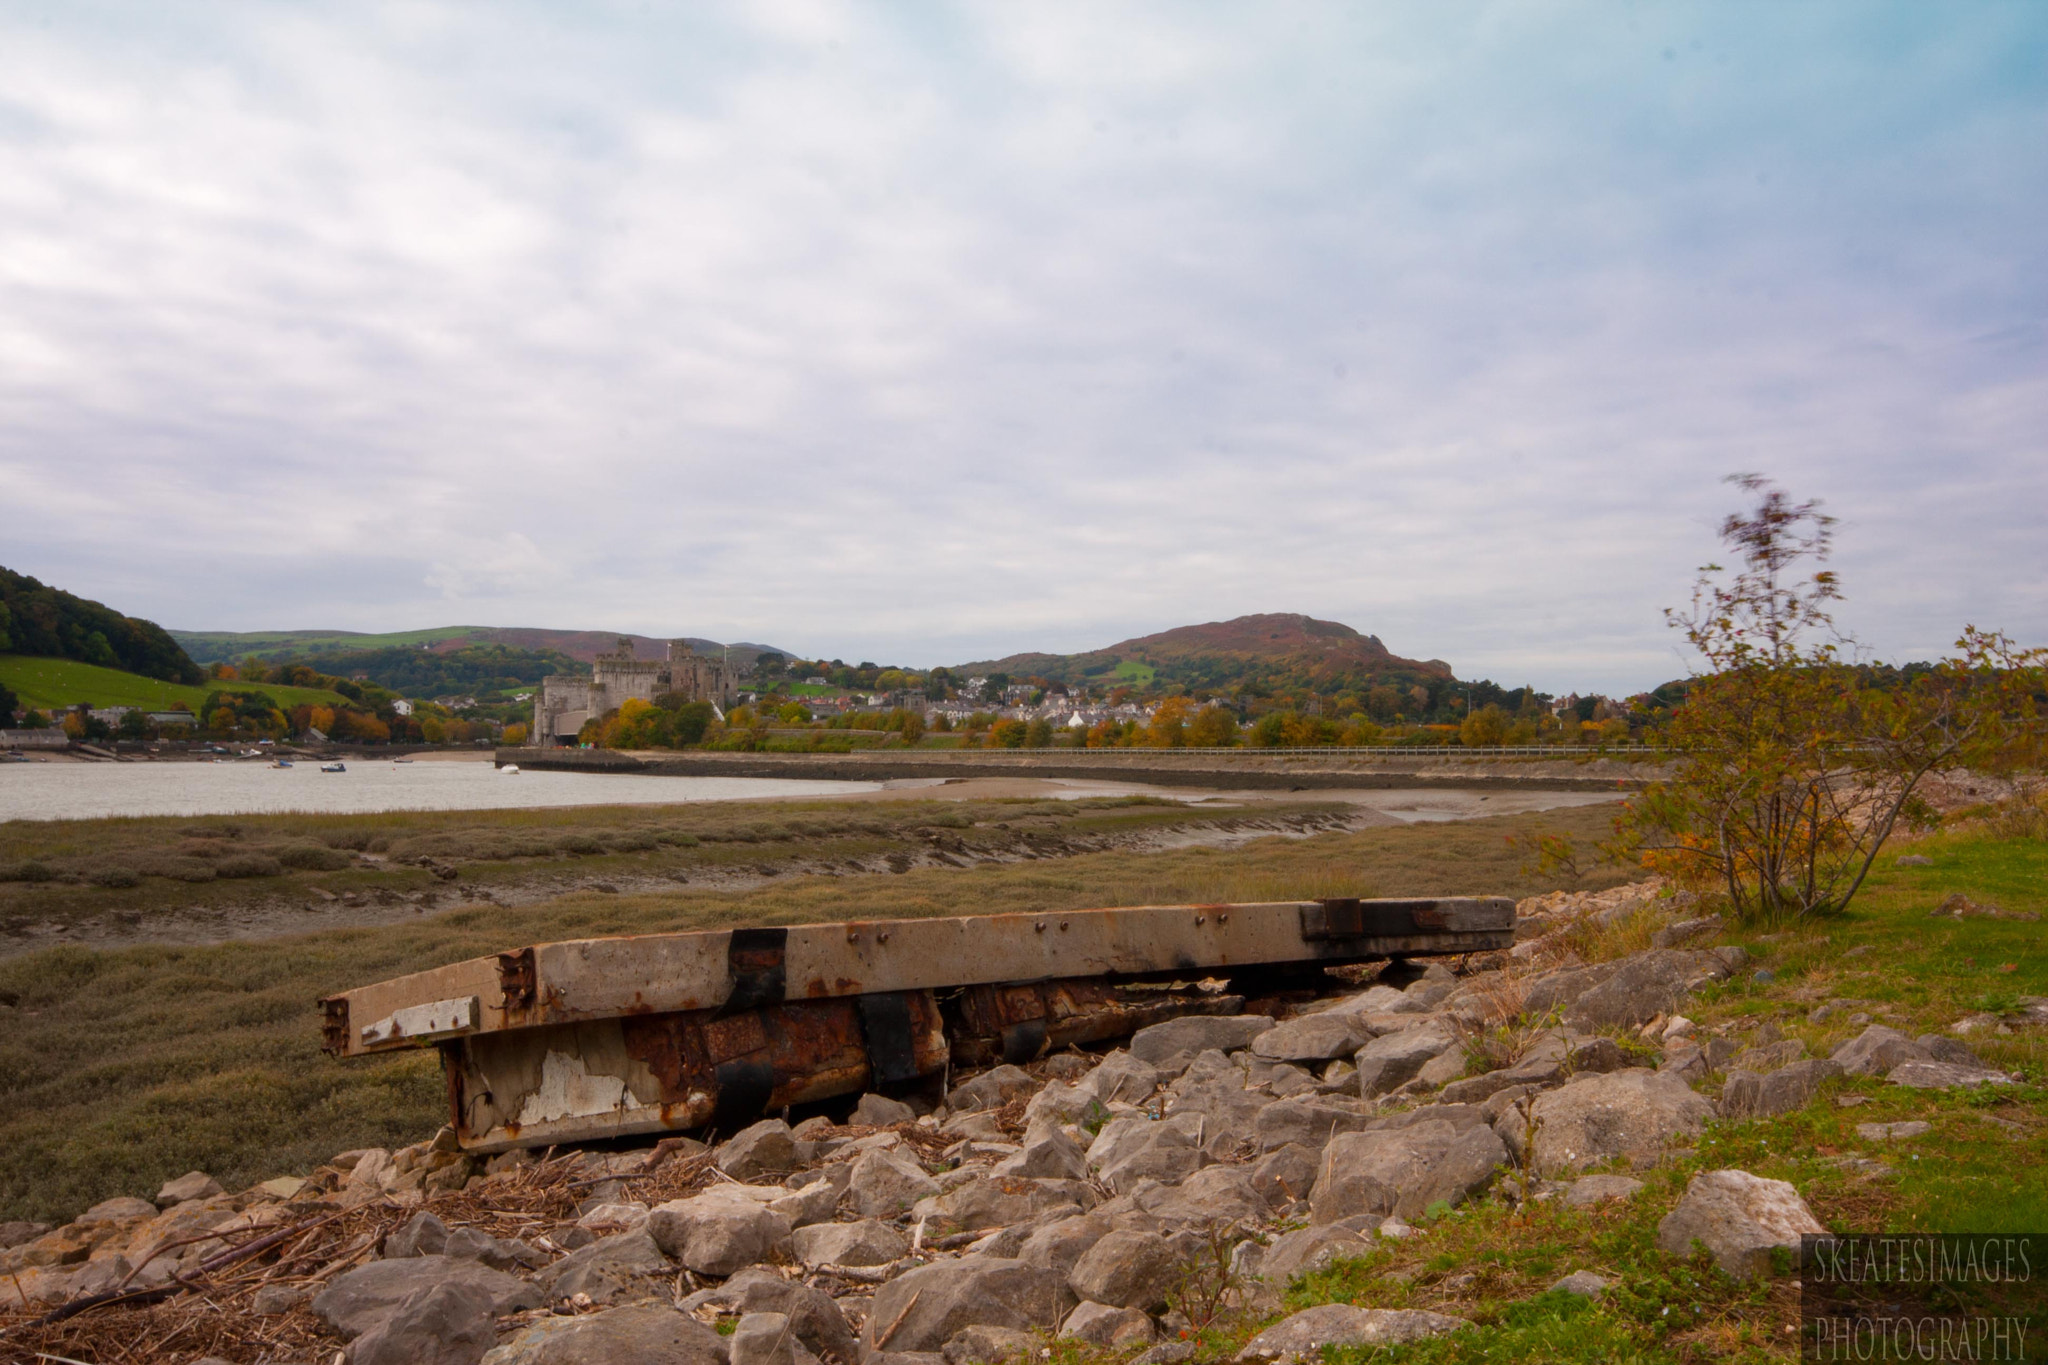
<box><xmin>0</xmin><ymin>567</ymin><xmax>201</xmax><ymax>685</ymax></box>
<box><xmin>169</xmin><ymin>626</ymin><xmax>484</xmax><ymax>663</ymax></box>
<box><xmin>0</xmin><ymin>655</ymin><xmax>349</xmax><ymax>715</ymax></box>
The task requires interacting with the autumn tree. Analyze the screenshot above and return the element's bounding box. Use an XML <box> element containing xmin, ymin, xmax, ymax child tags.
<box><xmin>1459</xmin><ymin>705</ymin><xmax>1508</xmax><ymax>747</ymax></box>
<box><xmin>1618</xmin><ymin>476</ymin><xmax>2046</xmax><ymax>922</ymax></box>
<box><xmin>1145</xmin><ymin>697</ymin><xmax>1196</xmax><ymax>748</ymax></box>
<box><xmin>1187</xmin><ymin>705</ymin><xmax>1239</xmax><ymax>748</ymax></box>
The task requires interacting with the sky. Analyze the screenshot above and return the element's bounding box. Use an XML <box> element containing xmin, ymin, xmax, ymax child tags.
<box><xmin>0</xmin><ymin>2</ymin><xmax>2041</xmax><ymax>695</ymax></box>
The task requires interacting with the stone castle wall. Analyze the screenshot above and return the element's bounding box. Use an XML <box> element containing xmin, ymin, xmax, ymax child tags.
<box><xmin>532</xmin><ymin>639</ymin><xmax>736</xmax><ymax>745</ymax></box>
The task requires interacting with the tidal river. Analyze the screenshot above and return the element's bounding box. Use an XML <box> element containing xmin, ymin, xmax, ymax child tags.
<box><xmin>0</xmin><ymin>756</ymin><xmax>881</xmax><ymax>822</ymax></box>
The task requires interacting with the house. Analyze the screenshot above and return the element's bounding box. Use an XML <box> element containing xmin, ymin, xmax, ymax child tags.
<box><xmin>391</xmin><ymin>699</ymin><xmax>414</xmax><ymax>717</ymax></box>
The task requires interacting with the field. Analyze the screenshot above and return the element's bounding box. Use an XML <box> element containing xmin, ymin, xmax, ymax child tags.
<box><xmin>1112</xmin><ymin>658</ymin><xmax>1158</xmax><ymax>684</ymax></box>
<box><xmin>0</xmin><ymin>654</ymin><xmax>351</xmax><ymax>714</ymax></box>
<box><xmin>0</xmin><ymin>800</ymin><xmax>1631</xmax><ymax>1225</ymax></box>
<box><xmin>168</xmin><ymin>626</ymin><xmax>483</xmax><ymax>664</ymax></box>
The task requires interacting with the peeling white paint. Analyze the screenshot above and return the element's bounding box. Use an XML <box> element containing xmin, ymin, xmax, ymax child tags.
<box><xmin>516</xmin><ymin>1049</ymin><xmax>630</xmax><ymax>1126</ymax></box>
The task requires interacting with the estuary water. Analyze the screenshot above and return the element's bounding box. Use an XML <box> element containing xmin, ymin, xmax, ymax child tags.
<box><xmin>0</xmin><ymin>757</ymin><xmax>880</xmax><ymax>822</ymax></box>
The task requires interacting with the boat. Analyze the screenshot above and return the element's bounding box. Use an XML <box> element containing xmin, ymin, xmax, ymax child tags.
<box><xmin>320</xmin><ymin>762</ymin><xmax>347</xmax><ymax>773</ymax></box>
<box><xmin>271</xmin><ymin>760</ymin><xmax>294</xmax><ymax>769</ymax></box>
<box><xmin>500</xmin><ymin>764</ymin><xmax>520</xmax><ymax>775</ymax></box>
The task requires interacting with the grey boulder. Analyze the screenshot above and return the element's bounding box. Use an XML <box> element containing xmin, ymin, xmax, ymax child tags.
<box><xmin>1259</xmin><ymin>1225</ymin><xmax>1373</xmax><ymax>1284</ymax></box>
<box><xmin>1251</xmin><ymin>1014</ymin><xmax>1372</xmax><ymax>1063</ymax></box>
<box><xmin>348</xmin><ymin>1279</ymin><xmax>499</xmax><ymax>1365</ymax></box>
<box><xmin>1059</xmin><ymin>1301</ymin><xmax>1154</xmax><ymax>1348</ymax></box>
<box><xmin>1066</xmin><ymin>1228</ymin><xmax>1180</xmax><ymax>1312</ymax></box>
<box><xmin>647</xmin><ymin>1193</ymin><xmax>793</xmax><ymax>1277</ymax></box>
<box><xmin>312</xmin><ymin>1257</ymin><xmax>539</xmax><ymax>1340</ymax></box>
<box><xmin>481</xmin><ymin>1304</ymin><xmax>729</xmax><ymax>1365</ymax></box>
<box><xmin>1309</xmin><ymin>1120</ymin><xmax>1506</xmax><ymax>1223</ymax></box>
<box><xmin>1251</xmin><ymin>1098</ymin><xmax>1373</xmax><ymax>1154</ymax></box>
<box><xmin>792</xmin><ymin>1219</ymin><xmax>910</xmax><ymax>1269</ymax></box>
<box><xmin>718</xmin><ymin>1120</ymin><xmax>801</xmax><ymax>1181</ymax></box>
<box><xmin>843</xmin><ymin>1148</ymin><xmax>942</xmax><ymax>1218</ymax></box>
<box><xmin>1830</xmin><ymin>1026</ymin><xmax>1929</xmax><ymax>1077</ymax></box>
<box><xmin>1501</xmin><ymin>1069</ymin><xmax>1715</xmax><ymax>1176</ymax></box>
<box><xmin>535</xmin><ymin>1228</ymin><xmax>673</xmax><ymax>1304</ymax></box>
<box><xmin>1655</xmin><ymin>1169</ymin><xmax>1827</xmax><ymax>1279</ymax></box>
<box><xmin>1235</xmin><ymin>1305</ymin><xmax>1470</xmax><ymax>1361</ymax></box>
<box><xmin>1129</xmin><ymin>1016</ymin><xmax>1273</xmax><ymax>1067</ymax></box>
<box><xmin>860</xmin><ymin>1257</ymin><xmax>1072</xmax><ymax>1355</ymax></box>
<box><xmin>1352</xmin><ymin>1024</ymin><xmax>1457</xmax><ymax>1098</ymax></box>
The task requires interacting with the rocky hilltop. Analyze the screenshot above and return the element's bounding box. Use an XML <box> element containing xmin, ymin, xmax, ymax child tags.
<box><xmin>1</xmin><ymin>882</ymin><xmax>2035</xmax><ymax>1363</ymax></box>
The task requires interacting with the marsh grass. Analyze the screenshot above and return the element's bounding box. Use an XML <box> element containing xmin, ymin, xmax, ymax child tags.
<box><xmin>0</xmin><ymin>803</ymin><xmax>1627</xmax><ymax>1224</ymax></box>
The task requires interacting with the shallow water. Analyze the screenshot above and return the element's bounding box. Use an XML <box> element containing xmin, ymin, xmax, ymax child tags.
<box><xmin>0</xmin><ymin>758</ymin><xmax>880</xmax><ymax>822</ymax></box>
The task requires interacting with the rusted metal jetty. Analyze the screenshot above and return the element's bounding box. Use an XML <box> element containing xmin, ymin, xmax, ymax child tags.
<box><xmin>323</xmin><ymin>896</ymin><xmax>1513</xmax><ymax>1152</ymax></box>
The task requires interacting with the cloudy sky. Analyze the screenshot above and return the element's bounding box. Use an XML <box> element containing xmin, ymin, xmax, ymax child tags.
<box><xmin>1</xmin><ymin>2</ymin><xmax>2041</xmax><ymax>693</ymax></box>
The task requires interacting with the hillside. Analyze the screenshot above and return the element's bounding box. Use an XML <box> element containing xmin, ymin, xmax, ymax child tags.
<box><xmin>0</xmin><ymin>566</ymin><xmax>201</xmax><ymax>685</ymax></box>
<box><xmin>958</xmin><ymin>612</ymin><xmax>1456</xmax><ymax>696</ymax></box>
<box><xmin>173</xmin><ymin>627</ymin><xmax>790</xmax><ymax>668</ymax></box>
<box><xmin>0</xmin><ymin>654</ymin><xmax>349</xmax><ymax>715</ymax></box>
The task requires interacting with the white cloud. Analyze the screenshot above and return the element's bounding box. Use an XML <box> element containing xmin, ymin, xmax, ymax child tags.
<box><xmin>0</xmin><ymin>2</ymin><xmax>2040</xmax><ymax>693</ymax></box>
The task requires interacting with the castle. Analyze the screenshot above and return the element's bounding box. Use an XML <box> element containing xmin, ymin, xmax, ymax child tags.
<box><xmin>531</xmin><ymin>638</ymin><xmax>736</xmax><ymax>745</ymax></box>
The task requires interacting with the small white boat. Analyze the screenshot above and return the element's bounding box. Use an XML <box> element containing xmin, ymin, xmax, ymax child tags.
<box><xmin>320</xmin><ymin>762</ymin><xmax>347</xmax><ymax>773</ymax></box>
<box><xmin>501</xmin><ymin>764</ymin><xmax>520</xmax><ymax>775</ymax></box>
<box><xmin>272</xmin><ymin>760</ymin><xmax>293</xmax><ymax>769</ymax></box>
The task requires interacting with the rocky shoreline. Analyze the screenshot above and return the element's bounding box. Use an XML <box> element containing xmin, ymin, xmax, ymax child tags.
<box><xmin>0</xmin><ymin>879</ymin><xmax>2032</xmax><ymax>1364</ymax></box>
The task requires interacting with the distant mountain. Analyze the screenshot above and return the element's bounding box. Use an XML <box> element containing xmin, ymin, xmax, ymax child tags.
<box><xmin>957</xmin><ymin>613</ymin><xmax>1454</xmax><ymax>695</ymax></box>
<box><xmin>1</xmin><ymin>565</ymin><xmax>202</xmax><ymax>685</ymax></box>
<box><xmin>172</xmin><ymin>627</ymin><xmax>792</xmax><ymax>667</ymax></box>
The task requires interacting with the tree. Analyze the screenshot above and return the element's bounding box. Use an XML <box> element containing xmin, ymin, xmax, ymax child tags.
<box><xmin>1024</xmin><ymin>718</ymin><xmax>1055</xmax><ymax>748</ymax></box>
<box><xmin>1145</xmin><ymin>697</ymin><xmax>1196</xmax><ymax>748</ymax></box>
<box><xmin>1618</xmin><ymin>476</ymin><xmax>2046</xmax><ymax>923</ymax></box>
<box><xmin>0</xmin><ymin>680</ymin><xmax>16</xmax><ymax>726</ymax></box>
<box><xmin>1187</xmin><ymin>705</ymin><xmax>1239</xmax><ymax>748</ymax></box>
<box><xmin>502</xmin><ymin>722</ymin><xmax>529</xmax><ymax>745</ymax></box>
<box><xmin>986</xmin><ymin>718</ymin><xmax>1028</xmax><ymax>748</ymax></box>
<box><xmin>1459</xmin><ymin>706</ymin><xmax>1508</xmax><ymax>747</ymax></box>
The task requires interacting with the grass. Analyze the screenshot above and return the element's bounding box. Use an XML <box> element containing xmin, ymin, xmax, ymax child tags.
<box><xmin>0</xmin><ymin>654</ymin><xmax>350</xmax><ymax>714</ymax></box>
<box><xmin>0</xmin><ymin>793</ymin><xmax>1363</xmax><ymax>931</ymax></box>
<box><xmin>0</xmin><ymin>803</ymin><xmax>1628</xmax><ymax>1225</ymax></box>
<box><xmin>1113</xmin><ymin>659</ymin><xmax>1158</xmax><ymax>684</ymax></box>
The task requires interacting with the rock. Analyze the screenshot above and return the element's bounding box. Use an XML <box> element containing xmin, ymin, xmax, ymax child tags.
<box><xmin>843</xmin><ymin>1148</ymin><xmax>942</xmax><ymax>1218</ymax></box>
<box><xmin>1918</xmin><ymin>1035</ymin><xmax>1986</xmax><ymax>1066</ymax></box>
<box><xmin>948</xmin><ymin>1065</ymin><xmax>1037</xmax><ymax>1112</ymax></box>
<box><xmin>1252</xmin><ymin>1097</ymin><xmax>1374</xmax><ymax>1153</ymax></box>
<box><xmin>992</xmin><ymin>1128</ymin><xmax>1088</xmax><ymax>1182</ymax></box>
<box><xmin>1060</xmin><ymin>1300</ymin><xmax>1155</xmax><ymax>1348</ymax></box>
<box><xmin>253</xmin><ymin>1176</ymin><xmax>307</xmax><ymax>1201</ymax></box>
<box><xmin>1248</xmin><ymin>1144</ymin><xmax>1322</xmax><ymax>1208</ymax></box>
<box><xmin>1830</xmin><ymin>1026</ymin><xmax>1929</xmax><ymax>1077</ymax></box>
<box><xmin>1129</xmin><ymin>1016</ymin><xmax>1274</xmax><ymax>1068</ymax></box>
<box><xmin>1251</xmin><ymin>1014</ymin><xmax>1371</xmax><ymax>1062</ymax></box>
<box><xmin>1652</xmin><ymin>918</ymin><xmax>1720</xmax><ymax>948</ymax></box>
<box><xmin>0</xmin><ymin>1221</ymin><xmax>50</xmax><ymax>1251</ymax></box>
<box><xmin>1352</xmin><ymin>1024</ymin><xmax>1457</xmax><ymax>1098</ymax></box>
<box><xmin>1022</xmin><ymin>1082</ymin><xmax>1103</xmax><ymax>1130</ymax></box>
<box><xmin>914</xmin><ymin>1175</ymin><xmax>1084</xmax><ymax>1233</ymax></box>
<box><xmin>1235</xmin><ymin>1305</ymin><xmax>1471</xmax><ymax>1361</ymax></box>
<box><xmin>770</xmin><ymin>1181</ymin><xmax>839</xmax><ymax>1229</ymax></box>
<box><xmin>1309</xmin><ymin>1120</ymin><xmax>1506</xmax><ymax>1223</ymax></box>
<box><xmin>1502</xmin><ymin>1069</ymin><xmax>1715</xmax><ymax>1176</ymax></box>
<box><xmin>77</xmin><ymin>1195</ymin><xmax>159</xmax><ymax>1228</ymax></box>
<box><xmin>792</xmin><ymin>1219</ymin><xmax>910</xmax><ymax>1269</ymax></box>
<box><xmin>481</xmin><ymin>1304</ymin><xmax>729</xmax><ymax>1365</ymax></box>
<box><xmin>1079</xmin><ymin>1051</ymin><xmax>1161</xmax><ymax>1105</ymax></box>
<box><xmin>348</xmin><ymin>1278</ymin><xmax>500</xmax><ymax>1365</ymax></box>
<box><xmin>732</xmin><ymin>1312</ymin><xmax>797</xmax><ymax>1365</ymax></box>
<box><xmin>577</xmin><ymin>1202</ymin><xmax>651</xmax><ymax>1233</ymax></box>
<box><xmin>1128</xmin><ymin>1165</ymin><xmax>1266</xmax><ymax>1230</ymax></box>
<box><xmin>860</xmin><ymin>1257</ymin><xmax>1072</xmax><ymax>1355</ymax></box>
<box><xmin>719</xmin><ymin>1120</ymin><xmax>802</xmax><ymax>1181</ymax></box>
<box><xmin>1018</xmin><ymin>1214</ymin><xmax>1110</xmax><ymax>1277</ymax></box>
<box><xmin>252</xmin><ymin>1283</ymin><xmax>309</xmax><ymax>1315</ymax></box>
<box><xmin>1132</xmin><ymin>1344</ymin><xmax>1196</xmax><ymax>1365</ymax></box>
<box><xmin>1549</xmin><ymin>1270</ymin><xmax>1609</xmax><ymax>1298</ymax></box>
<box><xmin>685</xmin><ymin>1266</ymin><xmax>858</xmax><ymax>1364</ymax></box>
<box><xmin>536</xmin><ymin>1228</ymin><xmax>671</xmax><ymax>1305</ymax></box>
<box><xmin>1655</xmin><ymin>1169</ymin><xmax>1826</xmax><ymax>1280</ymax></box>
<box><xmin>1856</xmin><ymin>1121</ymin><xmax>1932</xmax><ymax>1141</ymax></box>
<box><xmin>647</xmin><ymin>1192</ymin><xmax>793</xmax><ymax>1277</ymax></box>
<box><xmin>1088</xmin><ymin>1115</ymin><xmax>1209</xmax><ymax>1193</ymax></box>
<box><xmin>155</xmin><ymin>1171</ymin><xmax>223</xmax><ymax>1207</ymax></box>
<box><xmin>385</xmin><ymin>1210</ymin><xmax>451</xmax><ymax>1258</ymax></box>
<box><xmin>1566</xmin><ymin>1036</ymin><xmax>1636</xmax><ymax>1074</ymax></box>
<box><xmin>1067</xmin><ymin>1229</ymin><xmax>1180</xmax><ymax>1312</ymax></box>
<box><xmin>853</xmin><ymin>1094</ymin><xmax>918</xmax><ymax>1127</ymax></box>
<box><xmin>1564</xmin><ymin>950</ymin><xmax>1700</xmax><ymax>1030</ymax></box>
<box><xmin>1887</xmin><ymin>1061</ymin><xmax>2011</xmax><ymax>1089</ymax></box>
<box><xmin>445</xmin><ymin>1225</ymin><xmax>545</xmax><ymax>1271</ymax></box>
<box><xmin>1259</xmin><ymin>1225</ymin><xmax>1373</xmax><ymax>1284</ymax></box>
<box><xmin>1720</xmin><ymin>1059</ymin><xmax>1843</xmax><ymax>1118</ymax></box>
<box><xmin>941</xmin><ymin>1324</ymin><xmax>1040</xmax><ymax>1365</ymax></box>
<box><xmin>1564</xmin><ymin>1175</ymin><xmax>1644</xmax><ymax>1207</ymax></box>
<box><xmin>1752</xmin><ymin>969</ymin><xmax>1776</xmax><ymax>985</ymax></box>
<box><xmin>312</xmin><ymin>1256</ymin><xmax>539</xmax><ymax>1340</ymax></box>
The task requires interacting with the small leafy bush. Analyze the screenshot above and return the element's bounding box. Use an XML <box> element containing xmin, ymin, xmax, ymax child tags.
<box><xmin>88</xmin><ymin>867</ymin><xmax>142</xmax><ymax>889</ymax></box>
<box><xmin>557</xmin><ymin>833</ymin><xmax>604</xmax><ymax>856</ymax></box>
<box><xmin>0</xmin><ymin>861</ymin><xmax>55</xmax><ymax>883</ymax></box>
<box><xmin>276</xmin><ymin>844</ymin><xmax>353</xmax><ymax>872</ymax></box>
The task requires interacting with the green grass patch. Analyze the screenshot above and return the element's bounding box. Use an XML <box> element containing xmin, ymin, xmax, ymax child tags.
<box><xmin>1112</xmin><ymin>658</ymin><xmax>1157</xmax><ymax>684</ymax></box>
<box><xmin>169</xmin><ymin>626</ymin><xmax>485</xmax><ymax>664</ymax></box>
<box><xmin>0</xmin><ymin>654</ymin><xmax>349</xmax><ymax>713</ymax></box>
